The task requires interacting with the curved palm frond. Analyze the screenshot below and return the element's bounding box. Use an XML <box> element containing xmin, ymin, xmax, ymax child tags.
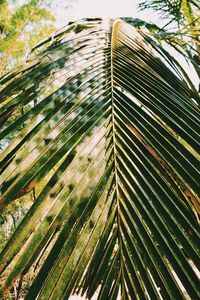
<box><xmin>0</xmin><ymin>18</ymin><xmax>199</xmax><ymax>300</ymax></box>
<box><xmin>138</xmin><ymin>0</ymin><xmax>200</xmax><ymax>21</ymax></box>
<box><xmin>138</xmin><ymin>0</ymin><xmax>200</xmax><ymax>80</ymax></box>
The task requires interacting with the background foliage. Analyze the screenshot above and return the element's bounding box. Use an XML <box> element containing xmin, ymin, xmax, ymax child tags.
<box><xmin>0</xmin><ymin>0</ymin><xmax>55</xmax><ymax>75</ymax></box>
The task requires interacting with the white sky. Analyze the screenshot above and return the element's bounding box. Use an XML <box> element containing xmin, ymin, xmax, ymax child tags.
<box><xmin>54</xmin><ymin>0</ymin><xmax>159</xmax><ymax>26</ymax></box>
<box><xmin>71</xmin><ymin>0</ymin><xmax>137</xmax><ymax>18</ymax></box>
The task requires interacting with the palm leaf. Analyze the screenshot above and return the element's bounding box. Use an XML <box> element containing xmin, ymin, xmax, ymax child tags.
<box><xmin>0</xmin><ymin>18</ymin><xmax>199</xmax><ymax>299</ymax></box>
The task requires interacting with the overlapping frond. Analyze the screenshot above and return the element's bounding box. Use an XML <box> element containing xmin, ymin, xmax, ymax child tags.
<box><xmin>0</xmin><ymin>18</ymin><xmax>199</xmax><ymax>299</ymax></box>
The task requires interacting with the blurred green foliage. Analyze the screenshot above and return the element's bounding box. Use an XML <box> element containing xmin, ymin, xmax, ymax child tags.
<box><xmin>0</xmin><ymin>0</ymin><xmax>55</xmax><ymax>75</ymax></box>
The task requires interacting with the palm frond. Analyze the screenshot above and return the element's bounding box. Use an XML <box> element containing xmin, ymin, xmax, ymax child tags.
<box><xmin>0</xmin><ymin>18</ymin><xmax>199</xmax><ymax>300</ymax></box>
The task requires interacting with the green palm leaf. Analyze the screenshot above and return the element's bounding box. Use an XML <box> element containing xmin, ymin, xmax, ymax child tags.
<box><xmin>0</xmin><ymin>18</ymin><xmax>199</xmax><ymax>299</ymax></box>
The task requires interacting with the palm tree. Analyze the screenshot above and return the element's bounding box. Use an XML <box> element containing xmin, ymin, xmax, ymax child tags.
<box><xmin>0</xmin><ymin>18</ymin><xmax>199</xmax><ymax>300</ymax></box>
<box><xmin>138</xmin><ymin>0</ymin><xmax>200</xmax><ymax>79</ymax></box>
<box><xmin>138</xmin><ymin>0</ymin><xmax>200</xmax><ymax>22</ymax></box>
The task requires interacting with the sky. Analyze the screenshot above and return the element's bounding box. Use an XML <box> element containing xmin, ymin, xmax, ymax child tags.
<box><xmin>71</xmin><ymin>0</ymin><xmax>138</xmax><ymax>18</ymax></box>
<box><xmin>53</xmin><ymin>0</ymin><xmax>160</xmax><ymax>26</ymax></box>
